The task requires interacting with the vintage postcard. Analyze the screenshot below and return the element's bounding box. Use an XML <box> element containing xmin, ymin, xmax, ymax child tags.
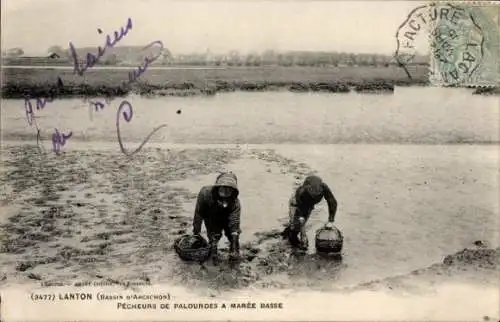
<box><xmin>1</xmin><ymin>0</ymin><xmax>499</xmax><ymax>321</ymax></box>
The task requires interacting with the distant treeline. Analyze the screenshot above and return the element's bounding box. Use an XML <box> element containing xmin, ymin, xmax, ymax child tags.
<box><xmin>174</xmin><ymin>50</ymin><xmax>429</xmax><ymax>68</ymax></box>
<box><xmin>3</xmin><ymin>46</ymin><xmax>429</xmax><ymax>68</ymax></box>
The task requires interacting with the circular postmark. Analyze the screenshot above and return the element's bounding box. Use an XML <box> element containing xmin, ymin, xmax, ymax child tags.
<box><xmin>395</xmin><ymin>3</ymin><xmax>485</xmax><ymax>85</ymax></box>
<box><xmin>429</xmin><ymin>4</ymin><xmax>484</xmax><ymax>85</ymax></box>
<box><xmin>395</xmin><ymin>4</ymin><xmax>431</xmax><ymax>78</ymax></box>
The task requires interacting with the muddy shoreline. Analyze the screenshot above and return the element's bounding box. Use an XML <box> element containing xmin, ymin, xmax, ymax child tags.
<box><xmin>472</xmin><ymin>86</ymin><xmax>500</xmax><ymax>96</ymax></box>
<box><xmin>1</xmin><ymin>66</ymin><xmax>429</xmax><ymax>99</ymax></box>
<box><xmin>1</xmin><ymin>80</ymin><xmax>424</xmax><ymax>99</ymax></box>
<box><xmin>6</xmin><ymin>79</ymin><xmax>498</xmax><ymax>99</ymax></box>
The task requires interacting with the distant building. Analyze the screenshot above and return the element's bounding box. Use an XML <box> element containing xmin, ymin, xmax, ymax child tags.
<box><xmin>48</xmin><ymin>52</ymin><xmax>61</xmax><ymax>59</ymax></box>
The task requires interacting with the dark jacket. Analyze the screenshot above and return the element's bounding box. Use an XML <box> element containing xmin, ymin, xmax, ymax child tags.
<box><xmin>193</xmin><ymin>173</ymin><xmax>241</xmax><ymax>238</ymax></box>
<box><xmin>294</xmin><ymin>175</ymin><xmax>337</xmax><ymax>222</ymax></box>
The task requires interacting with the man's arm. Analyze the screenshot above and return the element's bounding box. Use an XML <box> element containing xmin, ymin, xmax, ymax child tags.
<box><xmin>322</xmin><ymin>183</ymin><xmax>338</xmax><ymax>223</ymax></box>
<box><xmin>228</xmin><ymin>199</ymin><xmax>241</xmax><ymax>260</ymax></box>
<box><xmin>228</xmin><ymin>199</ymin><xmax>241</xmax><ymax>236</ymax></box>
<box><xmin>193</xmin><ymin>188</ymin><xmax>208</xmax><ymax>235</ymax></box>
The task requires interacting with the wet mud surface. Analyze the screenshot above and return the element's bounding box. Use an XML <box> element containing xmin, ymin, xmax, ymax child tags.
<box><xmin>0</xmin><ymin>145</ymin><xmax>498</xmax><ymax>295</ymax></box>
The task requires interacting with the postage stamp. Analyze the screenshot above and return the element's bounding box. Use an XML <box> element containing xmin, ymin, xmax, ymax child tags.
<box><xmin>1</xmin><ymin>1</ymin><xmax>499</xmax><ymax>321</ymax></box>
<box><xmin>396</xmin><ymin>2</ymin><xmax>499</xmax><ymax>86</ymax></box>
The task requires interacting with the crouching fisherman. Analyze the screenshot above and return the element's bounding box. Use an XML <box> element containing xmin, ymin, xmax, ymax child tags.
<box><xmin>192</xmin><ymin>172</ymin><xmax>241</xmax><ymax>264</ymax></box>
<box><xmin>283</xmin><ymin>175</ymin><xmax>338</xmax><ymax>250</ymax></box>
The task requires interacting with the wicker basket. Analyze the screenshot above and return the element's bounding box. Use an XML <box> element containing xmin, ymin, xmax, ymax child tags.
<box><xmin>174</xmin><ymin>235</ymin><xmax>212</xmax><ymax>262</ymax></box>
<box><xmin>315</xmin><ymin>226</ymin><xmax>343</xmax><ymax>254</ymax></box>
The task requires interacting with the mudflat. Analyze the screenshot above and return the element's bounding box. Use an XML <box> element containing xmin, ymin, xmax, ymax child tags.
<box><xmin>0</xmin><ymin>143</ymin><xmax>497</xmax><ymax>294</ymax></box>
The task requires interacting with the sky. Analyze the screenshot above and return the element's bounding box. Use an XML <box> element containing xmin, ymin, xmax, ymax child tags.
<box><xmin>1</xmin><ymin>0</ymin><xmax>427</xmax><ymax>56</ymax></box>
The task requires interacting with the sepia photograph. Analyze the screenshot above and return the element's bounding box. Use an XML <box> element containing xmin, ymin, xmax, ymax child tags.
<box><xmin>0</xmin><ymin>0</ymin><xmax>499</xmax><ymax>321</ymax></box>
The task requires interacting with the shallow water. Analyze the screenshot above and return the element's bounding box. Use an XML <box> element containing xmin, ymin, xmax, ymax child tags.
<box><xmin>273</xmin><ymin>144</ymin><xmax>499</xmax><ymax>284</ymax></box>
<box><xmin>1</xmin><ymin>86</ymin><xmax>499</xmax><ymax>145</ymax></box>
<box><xmin>0</xmin><ymin>88</ymin><xmax>498</xmax><ymax>292</ymax></box>
<box><xmin>164</xmin><ymin>144</ymin><xmax>498</xmax><ymax>288</ymax></box>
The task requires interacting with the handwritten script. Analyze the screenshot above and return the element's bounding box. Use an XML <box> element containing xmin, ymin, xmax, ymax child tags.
<box><xmin>52</xmin><ymin>128</ymin><xmax>73</xmax><ymax>155</ymax></box>
<box><xmin>69</xmin><ymin>17</ymin><xmax>133</xmax><ymax>76</ymax></box>
<box><xmin>23</xmin><ymin>99</ymin><xmax>45</xmax><ymax>152</ymax></box>
<box><xmin>23</xmin><ymin>18</ymin><xmax>168</xmax><ymax>156</ymax></box>
<box><xmin>116</xmin><ymin>100</ymin><xmax>167</xmax><ymax>156</ymax></box>
<box><xmin>124</xmin><ymin>40</ymin><xmax>164</xmax><ymax>87</ymax></box>
<box><xmin>81</xmin><ymin>39</ymin><xmax>166</xmax><ymax>157</ymax></box>
<box><xmin>24</xmin><ymin>95</ymin><xmax>72</xmax><ymax>155</ymax></box>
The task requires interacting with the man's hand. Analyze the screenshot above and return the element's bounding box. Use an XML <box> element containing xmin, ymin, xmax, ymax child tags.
<box><xmin>325</xmin><ymin>222</ymin><xmax>334</xmax><ymax>230</ymax></box>
<box><xmin>299</xmin><ymin>233</ymin><xmax>309</xmax><ymax>250</ymax></box>
<box><xmin>229</xmin><ymin>250</ymin><xmax>240</xmax><ymax>263</ymax></box>
<box><xmin>229</xmin><ymin>232</ymin><xmax>240</xmax><ymax>263</ymax></box>
<box><xmin>298</xmin><ymin>217</ymin><xmax>308</xmax><ymax>250</ymax></box>
<box><xmin>209</xmin><ymin>243</ymin><xmax>220</xmax><ymax>265</ymax></box>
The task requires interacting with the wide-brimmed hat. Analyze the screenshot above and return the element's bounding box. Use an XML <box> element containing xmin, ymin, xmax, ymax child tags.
<box><xmin>214</xmin><ymin>172</ymin><xmax>239</xmax><ymax>197</ymax></box>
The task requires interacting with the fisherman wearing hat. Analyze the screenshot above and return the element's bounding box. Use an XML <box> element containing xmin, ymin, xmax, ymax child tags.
<box><xmin>283</xmin><ymin>175</ymin><xmax>338</xmax><ymax>250</ymax></box>
<box><xmin>192</xmin><ymin>172</ymin><xmax>241</xmax><ymax>264</ymax></box>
